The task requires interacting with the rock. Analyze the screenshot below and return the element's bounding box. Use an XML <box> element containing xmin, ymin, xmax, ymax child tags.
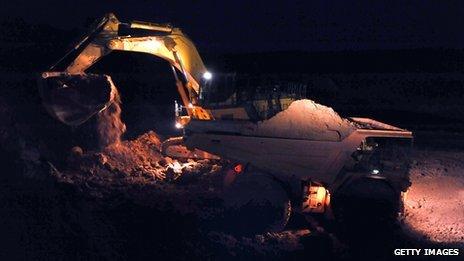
<box><xmin>71</xmin><ymin>146</ymin><xmax>84</xmax><ymax>157</ymax></box>
<box><xmin>165</xmin><ymin>167</ymin><xmax>177</xmax><ymax>181</ymax></box>
<box><xmin>95</xmin><ymin>153</ymin><xmax>108</xmax><ymax>165</ymax></box>
<box><xmin>158</xmin><ymin>158</ymin><xmax>168</xmax><ymax>167</ymax></box>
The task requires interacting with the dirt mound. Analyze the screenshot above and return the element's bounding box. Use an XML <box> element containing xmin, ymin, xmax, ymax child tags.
<box><xmin>63</xmin><ymin>131</ymin><xmax>223</xmax><ymax>191</ymax></box>
<box><xmin>255</xmin><ymin>99</ymin><xmax>355</xmax><ymax>141</ymax></box>
<box><xmin>101</xmin><ymin>131</ymin><xmax>164</xmax><ymax>178</ymax></box>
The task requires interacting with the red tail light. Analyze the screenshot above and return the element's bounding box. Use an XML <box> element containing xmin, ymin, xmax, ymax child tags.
<box><xmin>234</xmin><ymin>164</ymin><xmax>243</xmax><ymax>174</ymax></box>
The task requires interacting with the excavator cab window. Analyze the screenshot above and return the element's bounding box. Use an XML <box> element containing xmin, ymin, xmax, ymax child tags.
<box><xmin>199</xmin><ymin>74</ymin><xmax>308</xmax><ymax>120</ymax></box>
<box><xmin>199</xmin><ymin>73</ymin><xmax>238</xmax><ymax>107</ymax></box>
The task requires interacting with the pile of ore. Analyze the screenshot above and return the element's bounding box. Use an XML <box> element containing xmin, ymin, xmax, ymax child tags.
<box><xmin>255</xmin><ymin>99</ymin><xmax>355</xmax><ymax>141</ymax></box>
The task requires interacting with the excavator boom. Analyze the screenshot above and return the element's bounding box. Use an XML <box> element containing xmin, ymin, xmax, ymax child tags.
<box><xmin>40</xmin><ymin>13</ymin><xmax>213</xmax><ymax>126</ymax></box>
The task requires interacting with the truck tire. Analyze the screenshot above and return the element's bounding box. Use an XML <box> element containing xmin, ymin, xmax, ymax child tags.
<box><xmin>221</xmin><ymin>172</ymin><xmax>291</xmax><ymax>236</ymax></box>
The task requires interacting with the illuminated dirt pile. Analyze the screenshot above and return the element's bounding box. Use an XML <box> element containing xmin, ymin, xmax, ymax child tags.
<box><xmin>255</xmin><ymin>99</ymin><xmax>355</xmax><ymax>141</ymax></box>
<box><xmin>67</xmin><ymin>131</ymin><xmax>164</xmax><ymax>180</ymax></box>
<box><xmin>64</xmin><ymin>131</ymin><xmax>223</xmax><ymax>192</ymax></box>
<box><xmin>403</xmin><ymin>150</ymin><xmax>464</xmax><ymax>245</ymax></box>
<box><xmin>82</xmin><ymin>87</ymin><xmax>172</xmax><ymax>180</ymax></box>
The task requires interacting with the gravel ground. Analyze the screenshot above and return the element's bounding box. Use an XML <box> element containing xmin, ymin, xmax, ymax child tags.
<box><xmin>403</xmin><ymin>149</ymin><xmax>464</xmax><ymax>246</ymax></box>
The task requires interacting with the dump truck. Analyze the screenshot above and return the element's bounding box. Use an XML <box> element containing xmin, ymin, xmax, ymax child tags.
<box><xmin>39</xmin><ymin>14</ymin><xmax>413</xmax><ymax>235</ymax></box>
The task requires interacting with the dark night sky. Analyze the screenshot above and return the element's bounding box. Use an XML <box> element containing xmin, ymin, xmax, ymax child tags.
<box><xmin>1</xmin><ymin>0</ymin><xmax>464</xmax><ymax>52</ymax></box>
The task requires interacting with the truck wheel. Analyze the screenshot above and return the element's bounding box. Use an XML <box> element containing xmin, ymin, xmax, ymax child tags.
<box><xmin>221</xmin><ymin>172</ymin><xmax>291</xmax><ymax>236</ymax></box>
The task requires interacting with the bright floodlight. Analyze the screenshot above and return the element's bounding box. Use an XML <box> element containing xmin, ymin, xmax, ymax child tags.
<box><xmin>371</xmin><ymin>169</ymin><xmax>380</xmax><ymax>175</ymax></box>
<box><xmin>203</xmin><ymin>71</ymin><xmax>212</xmax><ymax>80</ymax></box>
<box><xmin>175</xmin><ymin>122</ymin><xmax>183</xmax><ymax>129</ymax></box>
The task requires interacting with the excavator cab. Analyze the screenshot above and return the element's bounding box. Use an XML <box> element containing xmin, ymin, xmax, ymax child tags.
<box><xmin>198</xmin><ymin>73</ymin><xmax>308</xmax><ymax>121</ymax></box>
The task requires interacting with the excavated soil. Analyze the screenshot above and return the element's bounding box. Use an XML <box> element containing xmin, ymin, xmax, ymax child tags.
<box><xmin>255</xmin><ymin>99</ymin><xmax>355</xmax><ymax>141</ymax></box>
<box><xmin>58</xmin><ymin>131</ymin><xmax>225</xmax><ymax>212</ymax></box>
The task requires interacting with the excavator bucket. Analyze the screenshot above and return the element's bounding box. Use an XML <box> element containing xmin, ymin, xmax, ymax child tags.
<box><xmin>39</xmin><ymin>72</ymin><xmax>116</xmax><ymax>126</ymax></box>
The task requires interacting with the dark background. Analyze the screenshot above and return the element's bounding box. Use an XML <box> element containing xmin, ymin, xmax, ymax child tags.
<box><xmin>2</xmin><ymin>0</ymin><xmax>464</xmax><ymax>52</ymax></box>
<box><xmin>2</xmin><ymin>0</ymin><xmax>464</xmax><ymax>68</ymax></box>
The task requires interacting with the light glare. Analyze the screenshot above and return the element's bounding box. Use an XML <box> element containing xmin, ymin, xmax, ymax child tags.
<box><xmin>203</xmin><ymin>71</ymin><xmax>212</xmax><ymax>80</ymax></box>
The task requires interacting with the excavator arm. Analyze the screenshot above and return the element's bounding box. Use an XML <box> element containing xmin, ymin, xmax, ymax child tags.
<box><xmin>40</xmin><ymin>13</ymin><xmax>213</xmax><ymax>126</ymax></box>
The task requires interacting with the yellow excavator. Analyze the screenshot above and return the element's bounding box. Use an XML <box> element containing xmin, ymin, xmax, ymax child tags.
<box><xmin>39</xmin><ymin>14</ymin><xmax>413</xmax><ymax>234</ymax></box>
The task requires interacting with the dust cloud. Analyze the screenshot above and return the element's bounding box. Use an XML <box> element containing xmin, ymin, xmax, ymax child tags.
<box><xmin>96</xmin><ymin>87</ymin><xmax>126</xmax><ymax>149</ymax></box>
